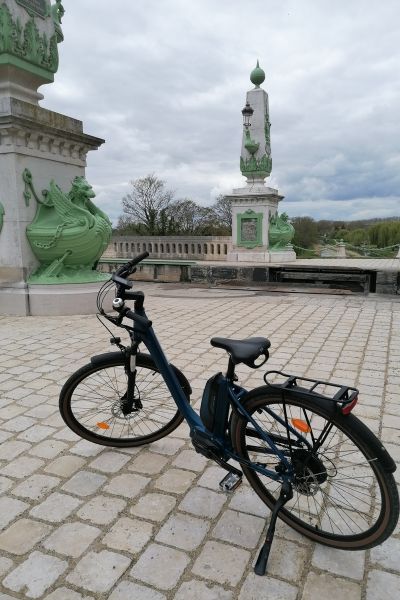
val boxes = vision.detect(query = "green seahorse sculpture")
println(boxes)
[24,170,112,284]
[269,212,295,250]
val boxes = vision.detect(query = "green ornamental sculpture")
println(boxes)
[0,202,4,233]
[23,169,112,284]
[269,212,295,250]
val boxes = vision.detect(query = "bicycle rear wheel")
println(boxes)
[59,352,190,447]
[230,389,399,549]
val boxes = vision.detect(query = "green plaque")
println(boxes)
[236,210,263,248]
[16,0,48,18]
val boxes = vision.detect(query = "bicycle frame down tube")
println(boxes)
[135,324,203,431]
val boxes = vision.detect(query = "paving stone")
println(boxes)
[212,509,264,549]
[108,580,166,600]
[192,541,250,586]
[302,572,361,600]
[66,550,131,593]
[179,486,226,518]
[238,573,298,600]
[0,519,53,555]
[12,474,61,500]
[197,465,225,490]
[0,475,12,494]
[259,537,308,581]
[42,521,101,557]
[0,440,31,461]
[172,449,208,471]
[228,485,268,518]
[370,536,400,572]
[29,440,68,459]
[44,455,86,477]
[149,437,186,455]
[17,425,55,443]
[366,569,400,600]
[0,430,12,444]
[130,492,176,521]
[3,551,68,599]
[2,415,36,432]
[89,451,131,473]
[0,557,14,577]
[0,496,29,529]
[77,495,127,525]
[128,451,169,474]
[154,468,196,494]
[25,404,58,419]
[103,516,153,553]
[104,473,150,498]
[130,543,190,590]
[62,470,106,496]
[175,580,233,600]
[0,456,44,479]
[70,439,104,457]
[312,545,365,579]
[30,492,82,522]
[156,512,209,550]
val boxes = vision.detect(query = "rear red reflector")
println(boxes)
[342,396,358,415]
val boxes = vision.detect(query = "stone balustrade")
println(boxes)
[105,235,232,261]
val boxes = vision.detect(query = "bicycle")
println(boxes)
[59,252,399,575]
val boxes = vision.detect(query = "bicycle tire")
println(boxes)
[59,352,190,447]
[230,388,399,549]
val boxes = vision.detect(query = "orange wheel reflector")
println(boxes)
[97,422,110,430]
[291,418,311,433]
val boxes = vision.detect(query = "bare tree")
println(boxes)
[122,174,174,235]
[212,194,232,232]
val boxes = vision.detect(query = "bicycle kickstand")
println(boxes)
[254,481,294,576]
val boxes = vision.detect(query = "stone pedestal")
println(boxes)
[226,184,296,263]
[0,99,105,315]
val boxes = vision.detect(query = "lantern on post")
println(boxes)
[241,102,254,128]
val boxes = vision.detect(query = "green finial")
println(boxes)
[250,60,265,88]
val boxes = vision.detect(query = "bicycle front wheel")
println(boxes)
[230,389,399,549]
[59,352,190,447]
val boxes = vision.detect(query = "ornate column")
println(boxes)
[226,62,296,263]
[0,1,111,315]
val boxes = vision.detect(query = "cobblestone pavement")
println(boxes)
[0,284,399,600]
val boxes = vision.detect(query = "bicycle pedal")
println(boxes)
[219,472,242,492]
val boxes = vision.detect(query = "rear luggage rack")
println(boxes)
[264,370,359,414]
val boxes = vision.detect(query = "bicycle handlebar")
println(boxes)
[115,251,150,277]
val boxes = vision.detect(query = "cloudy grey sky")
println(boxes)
[42,0,400,223]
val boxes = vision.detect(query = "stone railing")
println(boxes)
[104,235,232,261]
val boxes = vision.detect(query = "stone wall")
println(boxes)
[105,236,232,261]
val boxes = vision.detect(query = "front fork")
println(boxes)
[121,344,142,414]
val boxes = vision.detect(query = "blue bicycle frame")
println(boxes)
[130,308,310,485]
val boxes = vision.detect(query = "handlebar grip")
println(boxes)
[127,251,149,267]
[115,251,150,276]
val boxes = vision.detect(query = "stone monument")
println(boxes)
[0,1,111,315]
[226,62,296,263]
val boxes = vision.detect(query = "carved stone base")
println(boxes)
[0,282,111,316]
[227,251,271,263]
[269,250,297,263]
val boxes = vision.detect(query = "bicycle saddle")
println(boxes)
[210,336,271,368]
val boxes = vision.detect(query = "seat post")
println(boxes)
[226,357,236,381]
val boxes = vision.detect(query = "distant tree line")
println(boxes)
[292,217,400,249]
[115,174,231,236]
